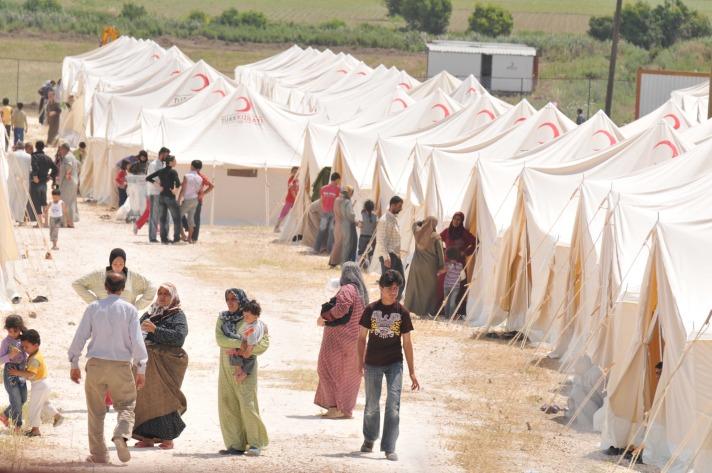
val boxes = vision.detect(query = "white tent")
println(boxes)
[142,83,326,225]
[621,99,692,138]
[0,131,20,309]
[487,121,692,349]
[450,75,490,104]
[561,126,712,372]
[408,70,462,100]
[600,215,712,472]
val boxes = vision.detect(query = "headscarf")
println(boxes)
[106,247,129,275]
[447,212,466,240]
[340,261,369,305]
[414,216,439,252]
[341,185,353,199]
[220,288,249,323]
[144,283,182,323]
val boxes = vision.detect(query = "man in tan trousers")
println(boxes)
[68,271,148,464]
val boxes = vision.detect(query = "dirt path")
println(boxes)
[2,200,461,473]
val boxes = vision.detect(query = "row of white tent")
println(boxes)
[9,38,712,470]
[58,38,502,226]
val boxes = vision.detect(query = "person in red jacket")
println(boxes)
[274,166,299,233]
[313,172,341,254]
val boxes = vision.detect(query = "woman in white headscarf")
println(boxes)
[315,262,368,419]
[404,217,444,317]
[132,283,188,450]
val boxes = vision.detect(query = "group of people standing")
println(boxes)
[126,147,214,244]
[4,139,81,250]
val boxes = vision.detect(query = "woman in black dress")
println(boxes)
[132,283,188,450]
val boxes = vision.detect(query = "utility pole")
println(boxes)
[708,65,712,119]
[605,0,623,117]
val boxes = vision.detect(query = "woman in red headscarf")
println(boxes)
[438,212,478,315]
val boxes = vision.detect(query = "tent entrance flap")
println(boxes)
[642,261,661,413]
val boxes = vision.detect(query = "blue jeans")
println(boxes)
[13,127,24,145]
[444,283,460,317]
[3,365,27,427]
[313,212,334,253]
[363,361,403,453]
[158,195,181,242]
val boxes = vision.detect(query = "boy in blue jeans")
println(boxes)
[357,270,420,461]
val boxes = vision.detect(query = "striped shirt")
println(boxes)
[376,211,400,258]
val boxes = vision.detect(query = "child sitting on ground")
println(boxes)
[442,247,464,318]
[221,300,266,383]
[8,329,63,437]
[44,189,66,251]
[0,315,27,432]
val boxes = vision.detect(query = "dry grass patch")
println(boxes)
[0,432,29,471]
[263,368,319,392]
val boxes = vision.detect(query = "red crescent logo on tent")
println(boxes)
[392,98,409,110]
[467,87,479,95]
[357,72,367,76]
[336,69,348,74]
[592,129,617,151]
[191,73,210,92]
[537,122,561,144]
[398,82,412,90]
[514,116,528,124]
[236,96,252,113]
[169,69,181,77]
[212,89,226,97]
[476,109,495,121]
[663,113,681,129]
[432,103,451,121]
[151,53,160,60]
[653,140,679,158]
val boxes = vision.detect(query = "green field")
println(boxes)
[55,0,712,32]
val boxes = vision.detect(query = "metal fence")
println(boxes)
[0,57,637,124]
[0,57,63,106]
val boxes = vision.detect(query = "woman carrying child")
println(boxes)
[216,288,270,457]
[314,262,368,419]
[132,283,188,450]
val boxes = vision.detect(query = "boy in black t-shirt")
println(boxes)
[357,270,420,462]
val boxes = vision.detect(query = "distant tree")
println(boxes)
[385,0,402,17]
[653,0,711,47]
[239,11,268,28]
[468,3,513,37]
[588,15,613,41]
[23,0,61,12]
[588,0,710,49]
[400,0,452,34]
[120,2,147,20]
[620,1,658,49]
[186,10,209,25]
[213,7,241,27]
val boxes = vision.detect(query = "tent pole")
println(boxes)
[264,165,269,227]
[210,160,216,225]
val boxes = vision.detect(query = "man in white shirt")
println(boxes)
[6,141,31,223]
[142,147,169,242]
[178,159,203,243]
[375,196,405,300]
[68,272,148,464]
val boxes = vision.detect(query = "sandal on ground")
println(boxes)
[25,430,41,437]
[219,448,245,455]
[135,440,155,448]
[86,455,108,464]
[158,441,174,450]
